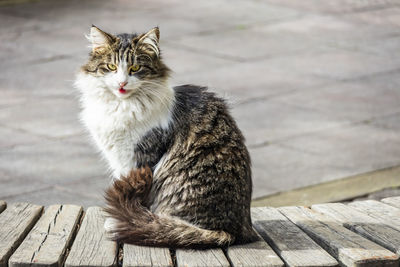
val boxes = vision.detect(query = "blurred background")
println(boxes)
[1,0,400,207]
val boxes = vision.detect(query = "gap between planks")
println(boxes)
[312,202,400,255]
[252,207,338,267]
[0,201,6,213]
[65,207,118,267]
[0,203,43,267]
[2,197,400,267]
[278,206,399,266]
[9,204,83,267]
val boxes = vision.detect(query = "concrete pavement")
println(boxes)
[1,0,400,206]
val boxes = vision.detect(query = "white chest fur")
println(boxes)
[77,75,174,179]
[81,99,138,178]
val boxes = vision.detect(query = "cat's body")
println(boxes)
[77,26,257,247]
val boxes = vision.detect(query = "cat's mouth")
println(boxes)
[116,87,136,98]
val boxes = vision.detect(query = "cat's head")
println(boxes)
[79,26,170,99]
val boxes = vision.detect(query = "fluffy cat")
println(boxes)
[76,26,257,248]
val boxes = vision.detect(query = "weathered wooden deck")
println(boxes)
[1,197,400,267]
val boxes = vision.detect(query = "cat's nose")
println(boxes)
[119,81,128,88]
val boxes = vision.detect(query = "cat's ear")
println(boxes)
[87,25,116,52]
[137,27,160,56]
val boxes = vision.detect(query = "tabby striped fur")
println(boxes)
[76,26,257,248]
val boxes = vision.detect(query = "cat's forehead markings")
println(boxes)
[122,47,130,62]
[128,51,134,65]
[114,52,118,64]
[112,37,135,65]
[118,47,124,61]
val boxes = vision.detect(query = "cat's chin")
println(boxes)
[110,88,137,99]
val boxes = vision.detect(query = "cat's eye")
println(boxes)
[129,64,141,74]
[107,64,117,71]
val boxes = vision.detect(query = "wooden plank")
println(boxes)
[349,200,400,232]
[65,207,117,267]
[9,204,83,267]
[123,244,173,267]
[279,206,399,266]
[226,231,284,267]
[382,196,400,209]
[251,207,337,267]
[0,202,43,267]
[0,201,6,213]
[312,202,400,255]
[175,248,230,267]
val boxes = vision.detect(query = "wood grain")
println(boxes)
[312,202,400,255]
[123,244,173,267]
[381,196,400,209]
[226,231,284,267]
[9,205,83,267]
[0,202,43,267]
[65,207,118,267]
[279,206,399,266]
[251,207,337,267]
[349,200,400,232]
[175,248,230,267]
[0,201,6,213]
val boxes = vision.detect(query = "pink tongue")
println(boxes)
[119,88,127,94]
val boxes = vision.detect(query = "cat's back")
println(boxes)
[172,84,239,136]
[171,84,250,173]
[173,84,226,109]
[172,84,248,153]
[173,84,208,115]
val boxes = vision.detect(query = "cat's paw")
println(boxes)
[104,217,119,233]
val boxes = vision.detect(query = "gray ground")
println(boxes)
[1,0,400,207]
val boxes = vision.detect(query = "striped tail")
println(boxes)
[103,167,234,248]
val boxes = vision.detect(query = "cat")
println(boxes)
[76,26,257,248]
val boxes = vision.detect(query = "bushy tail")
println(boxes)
[104,167,234,248]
